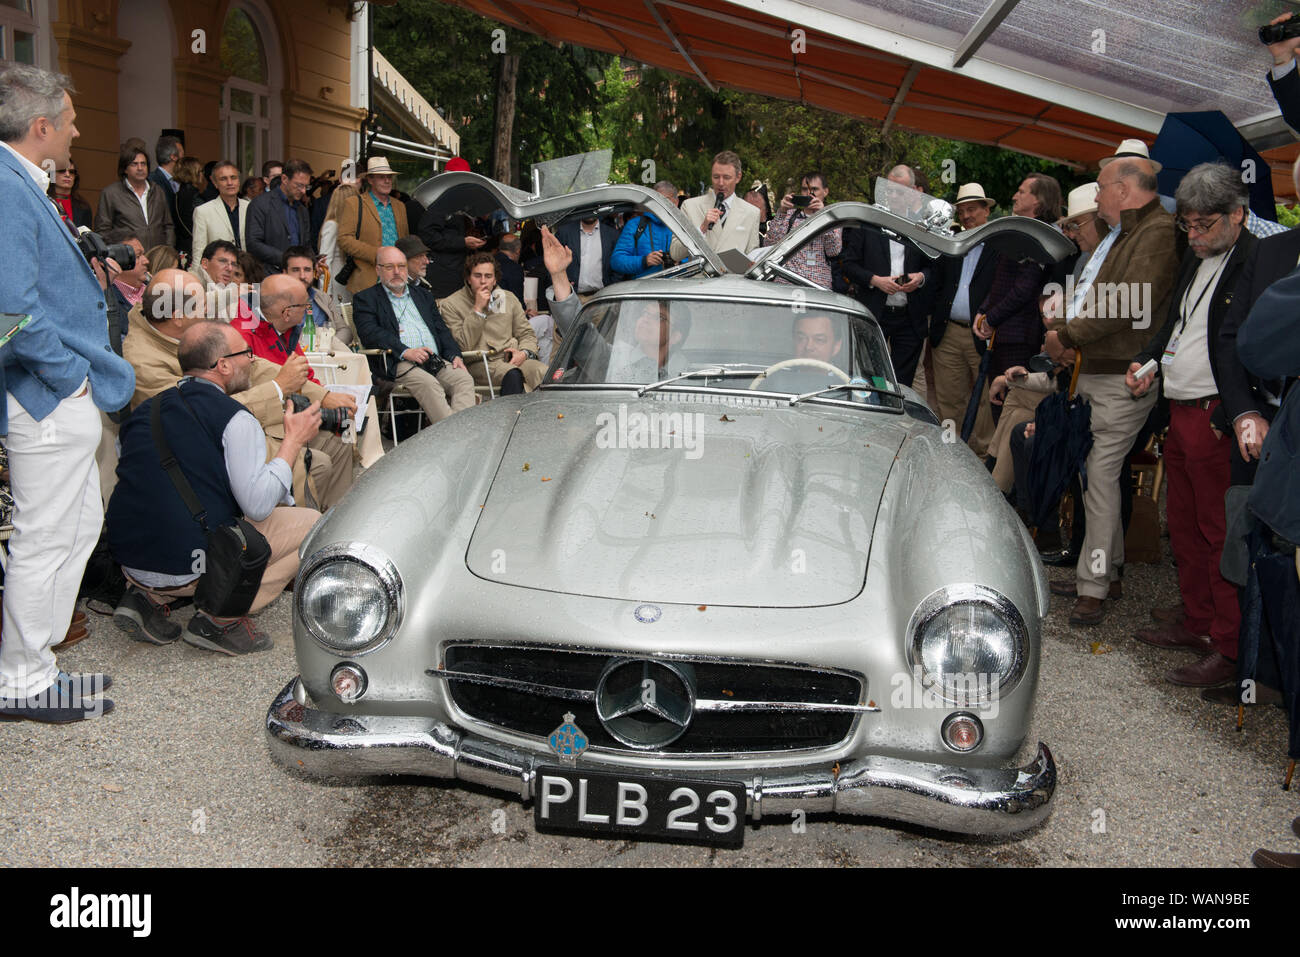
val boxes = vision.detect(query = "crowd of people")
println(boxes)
[1,59,1297,865]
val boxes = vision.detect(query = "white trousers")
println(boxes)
[0,385,103,697]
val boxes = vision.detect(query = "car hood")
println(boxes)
[465,393,908,606]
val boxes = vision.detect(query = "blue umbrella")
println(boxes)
[1151,111,1276,221]
[1023,387,1094,531]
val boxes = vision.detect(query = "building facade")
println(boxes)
[11,0,376,204]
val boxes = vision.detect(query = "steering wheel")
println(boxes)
[748,357,852,390]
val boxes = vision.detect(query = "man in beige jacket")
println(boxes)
[336,156,410,296]
[439,252,546,394]
[122,270,346,509]
[1043,144,1178,625]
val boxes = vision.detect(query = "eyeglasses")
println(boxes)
[376,262,407,271]
[56,168,75,175]
[1062,215,1097,235]
[1175,214,1223,235]
[209,348,253,367]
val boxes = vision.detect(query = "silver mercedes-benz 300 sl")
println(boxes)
[267,169,1072,847]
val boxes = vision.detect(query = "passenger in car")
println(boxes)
[543,226,689,382]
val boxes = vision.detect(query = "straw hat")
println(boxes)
[1098,138,1162,173]
[953,182,997,208]
[1062,183,1101,225]
[363,156,397,177]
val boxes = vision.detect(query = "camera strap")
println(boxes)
[150,390,211,535]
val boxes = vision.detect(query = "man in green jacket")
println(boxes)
[1044,143,1178,625]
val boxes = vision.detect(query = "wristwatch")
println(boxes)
[524,349,539,361]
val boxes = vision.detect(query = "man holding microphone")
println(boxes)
[0,65,135,722]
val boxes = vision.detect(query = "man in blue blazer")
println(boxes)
[246,158,314,276]
[554,216,618,295]
[351,246,475,424]
[0,64,135,722]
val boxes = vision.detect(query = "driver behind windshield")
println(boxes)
[793,314,844,365]
[543,226,689,382]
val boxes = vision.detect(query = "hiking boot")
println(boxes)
[113,586,182,645]
[183,613,272,656]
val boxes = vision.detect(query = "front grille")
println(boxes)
[439,644,863,755]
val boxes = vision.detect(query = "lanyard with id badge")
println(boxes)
[1163,249,1231,369]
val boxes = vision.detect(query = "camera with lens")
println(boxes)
[76,229,136,271]
[1260,19,1300,44]
[289,392,349,435]
[419,353,447,377]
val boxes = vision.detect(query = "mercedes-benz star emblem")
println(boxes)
[595,658,695,749]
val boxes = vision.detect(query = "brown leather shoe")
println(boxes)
[1069,596,1106,625]
[1200,682,1284,706]
[1150,603,1185,626]
[51,624,89,653]
[1052,579,1122,599]
[1166,652,1236,687]
[1252,848,1300,868]
[1292,817,1300,840]
[1134,623,1213,653]
[71,610,86,628]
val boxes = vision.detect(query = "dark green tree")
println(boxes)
[373,0,613,189]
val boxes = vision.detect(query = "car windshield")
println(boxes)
[546,298,899,405]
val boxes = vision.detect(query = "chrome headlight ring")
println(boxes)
[906,584,1028,705]
[295,542,404,656]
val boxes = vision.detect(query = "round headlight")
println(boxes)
[909,585,1027,703]
[296,545,402,655]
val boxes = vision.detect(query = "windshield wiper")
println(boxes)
[636,367,760,396]
[787,380,899,407]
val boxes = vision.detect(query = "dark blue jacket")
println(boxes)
[610,213,675,278]
[1268,65,1300,134]
[351,280,463,380]
[107,380,245,575]
[1238,264,1300,542]
[246,184,311,275]
[555,219,617,290]
[495,251,526,304]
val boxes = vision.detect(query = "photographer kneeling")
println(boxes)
[106,322,322,656]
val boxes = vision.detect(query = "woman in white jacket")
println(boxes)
[317,182,359,303]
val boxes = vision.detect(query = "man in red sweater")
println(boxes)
[238,274,356,508]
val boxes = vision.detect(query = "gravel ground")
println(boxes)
[1,538,1295,868]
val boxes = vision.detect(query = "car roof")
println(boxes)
[583,274,872,315]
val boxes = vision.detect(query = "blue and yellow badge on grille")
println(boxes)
[548,712,589,758]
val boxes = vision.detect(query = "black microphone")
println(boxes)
[704,191,726,230]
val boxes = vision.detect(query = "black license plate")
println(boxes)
[534,766,746,847]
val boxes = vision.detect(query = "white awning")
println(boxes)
[441,0,1300,196]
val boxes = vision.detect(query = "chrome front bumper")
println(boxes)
[266,677,1055,837]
